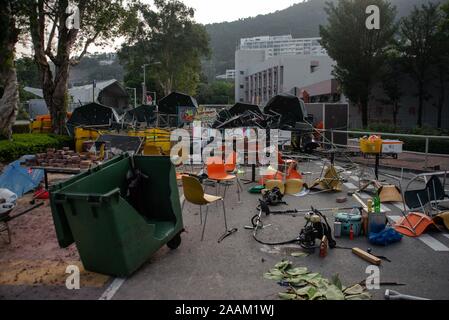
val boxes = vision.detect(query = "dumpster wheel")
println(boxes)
[167,233,182,250]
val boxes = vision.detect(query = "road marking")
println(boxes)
[359,193,371,199]
[99,278,126,300]
[388,215,400,223]
[381,204,391,212]
[392,202,409,211]
[350,176,360,182]
[418,235,449,252]
[388,215,449,252]
[443,234,449,240]
[344,182,357,190]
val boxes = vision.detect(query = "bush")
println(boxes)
[0,134,73,163]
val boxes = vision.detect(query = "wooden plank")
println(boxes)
[352,247,382,265]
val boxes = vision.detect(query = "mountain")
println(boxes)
[204,0,438,78]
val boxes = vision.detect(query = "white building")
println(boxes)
[235,35,336,105]
[216,69,236,80]
[239,35,327,58]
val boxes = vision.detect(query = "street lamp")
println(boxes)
[142,64,149,105]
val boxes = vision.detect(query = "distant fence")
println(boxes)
[320,128,449,168]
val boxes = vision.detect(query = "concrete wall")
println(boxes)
[235,49,335,106]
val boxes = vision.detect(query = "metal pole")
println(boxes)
[142,64,148,105]
[331,129,334,148]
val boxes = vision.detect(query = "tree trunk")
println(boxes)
[360,98,368,128]
[437,69,445,129]
[393,101,398,128]
[0,68,19,140]
[0,2,19,140]
[417,81,424,127]
[47,63,70,134]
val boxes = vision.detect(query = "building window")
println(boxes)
[240,71,244,75]
[240,84,244,89]
[310,61,319,73]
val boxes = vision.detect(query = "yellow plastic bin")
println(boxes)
[360,138,382,154]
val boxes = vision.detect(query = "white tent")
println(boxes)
[24,79,129,113]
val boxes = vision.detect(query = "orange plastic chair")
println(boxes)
[224,151,244,192]
[259,170,284,185]
[224,152,237,172]
[182,175,228,241]
[207,161,240,202]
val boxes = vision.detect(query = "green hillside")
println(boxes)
[204,0,437,77]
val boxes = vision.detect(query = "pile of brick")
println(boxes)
[26,147,100,170]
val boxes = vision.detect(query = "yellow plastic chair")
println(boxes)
[285,179,305,195]
[264,180,285,194]
[143,145,163,156]
[182,175,228,241]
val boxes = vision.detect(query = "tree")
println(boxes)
[433,1,449,128]
[120,0,210,97]
[320,0,397,128]
[17,57,41,88]
[118,41,165,104]
[379,50,403,127]
[398,2,442,127]
[24,0,137,134]
[0,2,23,139]
[197,81,235,104]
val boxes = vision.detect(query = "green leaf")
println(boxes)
[294,285,313,296]
[345,292,372,300]
[286,267,308,276]
[343,284,365,295]
[325,285,345,300]
[278,292,297,300]
[331,274,343,290]
[306,286,318,299]
[274,260,291,271]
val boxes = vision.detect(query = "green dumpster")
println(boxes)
[49,154,184,277]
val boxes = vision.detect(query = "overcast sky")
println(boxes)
[17,0,305,55]
[147,0,305,24]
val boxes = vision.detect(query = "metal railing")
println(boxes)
[320,129,449,169]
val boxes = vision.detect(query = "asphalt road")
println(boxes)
[2,158,449,300]
[112,160,449,300]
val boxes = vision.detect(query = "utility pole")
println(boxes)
[142,64,149,105]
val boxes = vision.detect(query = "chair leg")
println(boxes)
[199,205,203,225]
[223,184,228,199]
[221,199,228,231]
[201,205,209,241]
[236,179,241,203]
[216,181,220,207]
